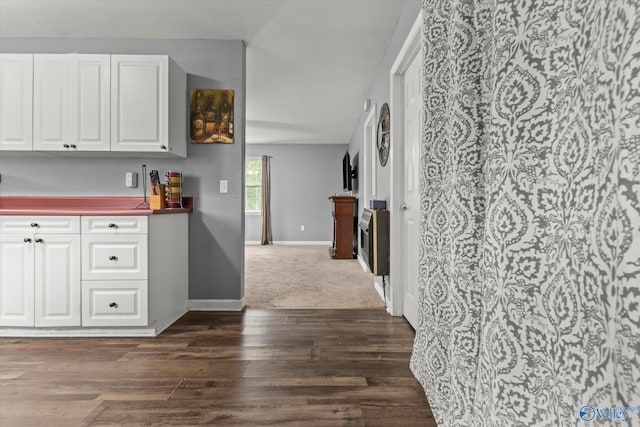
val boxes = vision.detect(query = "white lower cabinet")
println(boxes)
[0,216,80,327]
[0,213,188,335]
[0,235,35,326]
[82,281,148,326]
[81,216,149,327]
[34,234,81,327]
[82,234,148,281]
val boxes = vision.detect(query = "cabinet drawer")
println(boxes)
[82,234,147,280]
[82,216,147,234]
[0,216,80,234]
[82,281,148,326]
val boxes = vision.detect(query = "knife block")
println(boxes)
[150,185,166,210]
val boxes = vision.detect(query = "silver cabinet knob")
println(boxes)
[30,222,39,227]
[24,237,32,243]
[401,203,408,210]
[109,255,118,261]
[109,302,118,308]
[34,238,43,243]
[108,223,117,228]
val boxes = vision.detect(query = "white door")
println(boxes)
[401,52,421,329]
[0,54,33,151]
[0,234,35,327]
[34,234,81,327]
[111,55,168,153]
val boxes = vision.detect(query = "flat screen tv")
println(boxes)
[342,150,353,192]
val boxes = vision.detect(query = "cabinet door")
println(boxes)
[111,55,169,153]
[0,54,33,151]
[33,54,70,151]
[73,55,111,151]
[34,54,110,152]
[34,234,81,327]
[0,235,35,327]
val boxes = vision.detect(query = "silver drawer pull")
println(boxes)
[108,223,118,228]
[63,144,70,148]
[70,144,77,149]
[24,237,32,243]
[34,238,43,243]
[109,255,118,261]
[109,302,118,308]
[30,222,39,227]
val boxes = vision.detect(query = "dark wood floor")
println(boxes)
[0,309,435,426]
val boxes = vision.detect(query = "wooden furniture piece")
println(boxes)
[329,196,356,259]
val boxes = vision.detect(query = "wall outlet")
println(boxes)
[300,225,305,231]
[125,171,138,188]
[220,179,228,194]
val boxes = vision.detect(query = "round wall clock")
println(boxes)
[377,103,390,167]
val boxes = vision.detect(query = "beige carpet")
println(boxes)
[244,245,385,309]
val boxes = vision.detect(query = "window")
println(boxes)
[245,158,262,213]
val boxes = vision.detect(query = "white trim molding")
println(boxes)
[245,241,331,246]
[188,299,245,311]
[0,327,157,338]
[388,12,422,317]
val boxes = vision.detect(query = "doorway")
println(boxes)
[389,13,422,329]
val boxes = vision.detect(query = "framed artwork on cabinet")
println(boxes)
[190,89,234,144]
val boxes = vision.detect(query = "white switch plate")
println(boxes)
[300,225,305,231]
[125,172,138,188]
[220,179,228,193]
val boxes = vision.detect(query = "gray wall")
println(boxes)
[348,0,422,204]
[0,39,246,301]
[245,144,346,242]
[347,0,421,291]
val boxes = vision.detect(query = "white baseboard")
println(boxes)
[155,308,189,335]
[188,298,245,311]
[245,241,332,246]
[274,241,331,245]
[0,327,157,338]
[357,255,369,272]
[374,278,387,306]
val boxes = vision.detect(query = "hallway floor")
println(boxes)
[0,309,434,426]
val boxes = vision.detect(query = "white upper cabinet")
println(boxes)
[111,55,186,157]
[0,54,33,151]
[33,54,111,152]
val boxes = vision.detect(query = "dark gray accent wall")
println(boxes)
[0,39,246,301]
[245,144,346,242]
[348,0,422,204]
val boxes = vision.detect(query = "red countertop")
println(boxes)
[0,196,194,216]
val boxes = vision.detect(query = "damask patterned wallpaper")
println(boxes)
[410,0,640,426]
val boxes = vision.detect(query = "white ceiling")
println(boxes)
[0,0,406,145]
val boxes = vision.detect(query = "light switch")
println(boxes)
[125,172,138,188]
[220,179,228,194]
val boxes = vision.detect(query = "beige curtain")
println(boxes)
[260,155,272,245]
